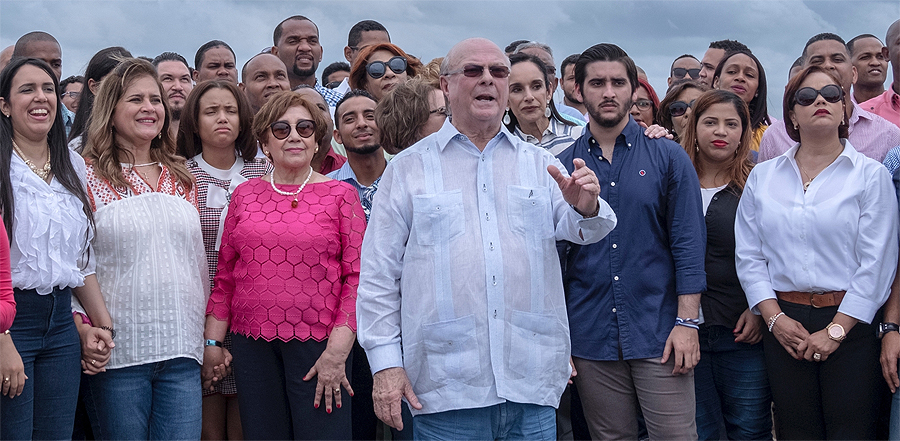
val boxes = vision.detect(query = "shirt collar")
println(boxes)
[777,138,860,168]
[434,118,514,152]
[583,116,641,150]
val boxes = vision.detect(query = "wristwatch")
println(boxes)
[205,339,224,347]
[878,322,900,339]
[826,322,846,342]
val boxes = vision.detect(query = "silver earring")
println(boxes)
[544,105,551,118]
[502,109,511,125]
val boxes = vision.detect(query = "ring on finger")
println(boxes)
[334,388,340,393]
[3,377,8,383]
[813,352,822,361]
[91,359,96,366]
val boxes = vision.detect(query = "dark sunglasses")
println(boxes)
[672,67,700,79]
[794,84,843,107]
[366,56,407,79]
[444,64,510,79]
[633,99,653,110]
[668,99,696,117]
[270,119,316,140]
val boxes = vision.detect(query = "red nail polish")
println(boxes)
[327,408,332,414]
[314,403,319,409]
[350,392,354,397]
[337,404,341,409]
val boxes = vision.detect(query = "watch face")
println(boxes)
[828,324,843,339]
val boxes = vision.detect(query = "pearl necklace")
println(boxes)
[12,140,51,181]
[269,167,312,208]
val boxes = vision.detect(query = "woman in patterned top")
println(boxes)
[176,79,270,440]
[504,53,582,155]
[81,58,209,440]
[203,91,365,440]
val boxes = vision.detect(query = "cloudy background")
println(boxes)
[2,0,898,118]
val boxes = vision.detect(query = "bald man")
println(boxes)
[357,37,615,440]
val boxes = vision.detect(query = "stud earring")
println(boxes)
[502,109,511,125]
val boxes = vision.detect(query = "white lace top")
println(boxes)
[86,162,208,369]
[9,148,92,294]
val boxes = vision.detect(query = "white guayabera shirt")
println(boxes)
[357,120,617,416]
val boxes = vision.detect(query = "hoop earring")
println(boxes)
[502,109,511,125]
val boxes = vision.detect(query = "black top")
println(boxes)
[702,184,749,328]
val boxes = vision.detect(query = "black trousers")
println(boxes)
[231,334,352,440]
[764,300,883,440]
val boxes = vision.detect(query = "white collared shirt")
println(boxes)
[735,140,899,323]
[9,148,92,294]
[357,120,616,415]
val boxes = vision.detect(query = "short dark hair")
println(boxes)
[504,39,530,54]
[847,34,883,55]
[274,16,315,46]
[59,75,83,96]
[783,65,849,142]
[333,89,376,129]
[152,51,190,72]
[670,54,699,74]
[68,46,133,145]
[574,43,637,93]
[194,40,235,70]
[560,54,580,77]
[348,20,389,48]
[12,31,59,57]
[322,61,350,85]
[712,50,771,130]
[708,39,750,53]
[801,33,847,61]
[176,80,257,161]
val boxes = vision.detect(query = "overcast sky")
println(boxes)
[2,0,898,118]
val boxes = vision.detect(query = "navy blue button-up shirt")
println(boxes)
[557,118,706,361]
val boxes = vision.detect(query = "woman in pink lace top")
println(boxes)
[203,91,365,440]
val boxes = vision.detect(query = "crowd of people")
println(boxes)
[0,12,898,441]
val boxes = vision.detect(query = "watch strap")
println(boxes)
[205,339,224,347]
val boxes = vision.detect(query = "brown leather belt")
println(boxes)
[775,290,846,308]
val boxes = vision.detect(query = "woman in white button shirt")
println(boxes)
[0,57,114,440]
[735,65,898,439]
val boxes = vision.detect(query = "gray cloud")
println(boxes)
[2,0,897,118]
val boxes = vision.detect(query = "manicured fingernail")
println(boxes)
[350,392,354,396]
[337,404,341,409]
[327,408,332,414]
[314,403,319,408]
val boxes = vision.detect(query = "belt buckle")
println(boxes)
[810,291,825,308]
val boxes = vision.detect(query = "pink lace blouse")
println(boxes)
[207,178,365,342]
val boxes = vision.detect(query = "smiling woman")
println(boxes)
[712,50,771,153]
[80,58,209,440]
[203,90,365,440]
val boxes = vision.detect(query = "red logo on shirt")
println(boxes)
[639,170,646,176]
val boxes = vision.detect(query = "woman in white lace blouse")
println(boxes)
[80,58,209,440]
[0,57,113,440]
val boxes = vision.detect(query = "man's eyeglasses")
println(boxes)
[60,91,81,99]
[270,119,317,140]
[668,99,697,117]
[672,68,701,80]
[429,107,448,117]
[443,64,510,79]
[794,85,843,107]
[366,56,407,79]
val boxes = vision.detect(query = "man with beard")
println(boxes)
[556,43,705,440]
[239,53,290,114]
[560,54,586,116]
[327,90,385,222]
[152,52,194,136]
[294,85,346,175]
[272,15,342,107]
[326,89,399,440]
[759,33,900,162]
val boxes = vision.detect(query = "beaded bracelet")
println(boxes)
[675,317,700,330]
[767,312,785,333]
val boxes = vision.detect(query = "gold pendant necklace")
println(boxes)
[12,140,51,181]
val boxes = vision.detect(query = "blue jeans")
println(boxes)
[694,324,772,440]
[89,357,201,440]
[413,402,556,441]
[0,287,81,441]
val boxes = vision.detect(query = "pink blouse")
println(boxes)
[207,178,365,342]
[0,220,14,333]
